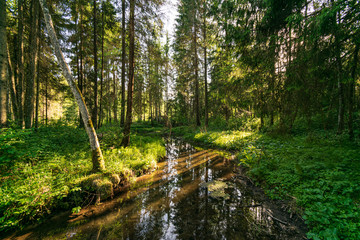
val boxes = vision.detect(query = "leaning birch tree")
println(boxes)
[39,0,105,172]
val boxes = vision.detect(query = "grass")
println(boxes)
[172,125,360,240]
[0,122,166,232]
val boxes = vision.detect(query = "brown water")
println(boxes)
[6,138,306,240]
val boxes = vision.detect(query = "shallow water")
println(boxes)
[7,138,305,240]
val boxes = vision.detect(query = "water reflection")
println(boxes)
[8,138,304,240]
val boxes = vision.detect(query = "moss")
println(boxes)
[92,147,105,172]
[87,119,94,129]
[79,173,103,191]
[109,174,120,185]
[92,178,113,201]
[130,159,147,170]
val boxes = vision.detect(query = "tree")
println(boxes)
[98,1,105,128]
[120,0,126,127]
[348,40,359,139]
[16,0,25,127]
[24,0,40,129]
[193,0,200,126]
[39,0,105,172]
[202,0,208,128]
[173,0,202,125]
[92,0,99,129]
[121,0,135,147]
[0,0,6,127]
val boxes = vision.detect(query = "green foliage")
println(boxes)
[62,98,78,124]
[71,206,81,214]
[0,122,166,232]
[172,126,360,240]
[237,145,263,168]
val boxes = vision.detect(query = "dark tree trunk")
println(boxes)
[113,70,118,122]
[0,0,7,126]
[35,43,40,130]
[165,54,169,117]
[7,44,18,120]
[336,37,344,134]
[16,0,25,127]
[24,0,40,128]
[92,0,98,129]
[98,4,105,128]
[203,4,208,128]
[349,41,359,139]
[150,87,153,122]
[120,0,126,127]
[35,13,41,130]
[79,5,84,128]
[121,0,135,147]
[269,35,276,126]
[108,70,112,123]
[45,76,48,125]
[193,7,200,126]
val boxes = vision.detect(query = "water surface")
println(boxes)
[7,138,306,240]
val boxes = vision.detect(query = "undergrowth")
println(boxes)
[172,126,360,240]
[0,122,165,233]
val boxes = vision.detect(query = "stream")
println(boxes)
[6,138,306,240]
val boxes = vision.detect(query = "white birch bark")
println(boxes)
[39,0,105,171]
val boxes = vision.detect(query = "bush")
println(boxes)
[172,125,360,240]
[0,123,166,232]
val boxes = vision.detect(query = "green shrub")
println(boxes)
[0,123,166,232]
[172,126,360,240]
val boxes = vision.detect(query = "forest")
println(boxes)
[0,0,360,239]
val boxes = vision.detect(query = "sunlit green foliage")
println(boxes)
[0,122,165,232]
[173,125,360,240]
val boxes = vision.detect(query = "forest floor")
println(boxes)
[1,122,359,239]
[0,122,166,233]
[171,126,360,240]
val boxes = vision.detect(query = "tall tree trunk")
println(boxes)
[7,44,18,119]
[155,61,159,122]
[269,35,276,126]
[334,5,345,134]
[120,0,126,127]
[98,3,104,128]
[158,99,161,121]
[203,3,208,128]
[108,70,112,123]
[138,78,142,122]
[92,0,98,129]
[35,33,41,130]
[39,0,105,171]
[16,0,25,127]
[0,0,7,126]
[121,0,135,147]
[24,0,40,128]
[79,4,84,128]
[150,87,153,122]
[45,77,48,125]
[336,37,344,134]
[194,8,200,126]
[349,41,359,139]
[35,10,41,130]
[113,69,118,122]
[165,44,169,117]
